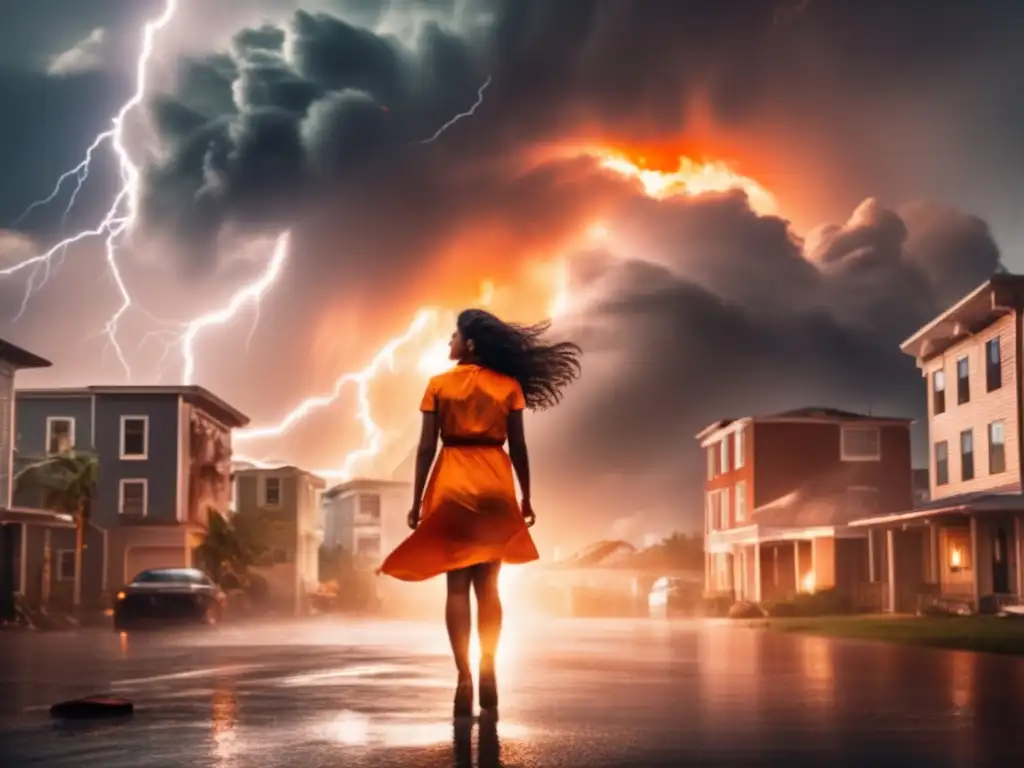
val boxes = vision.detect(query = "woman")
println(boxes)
[380,308,581,718]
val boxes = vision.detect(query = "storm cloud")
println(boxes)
[2,0,1019,545]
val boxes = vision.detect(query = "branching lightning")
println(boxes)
[1,0,178,378]
[180,231,291,385]
[419,76,491,144]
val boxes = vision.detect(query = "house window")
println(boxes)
[932,369,945,415]
[46,417,74,455]
[719,487,730,529]
[120,416,148,459]
[988,421,1006,474]
[735,481,747,523]
[719,439,730,474]
[356,535,381,556]
[262,477,281,507]
[986,337,1002,392]
[706,491,722,532]
[840,426,881,461]
[935,441,949,486]
[960,430,974,481]
[734,429,745,469]
[56,549,76,581]
[119,479,148,516]
[956,356,970,404]
[846,487,879,517]
[358,493,381,522]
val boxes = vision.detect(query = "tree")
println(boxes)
[15,449,99,612]
[195,510,266,588]
[632,531,704,571]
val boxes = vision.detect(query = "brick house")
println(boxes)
[851,275,1024,612]
[699,407,913,605]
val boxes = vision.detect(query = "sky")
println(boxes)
[1,0,1022,552]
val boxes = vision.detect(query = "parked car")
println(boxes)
[113,568,226,631]
[648,576,701,618]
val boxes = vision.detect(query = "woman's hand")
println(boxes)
[407,504,421,530]
[521,498,536,527]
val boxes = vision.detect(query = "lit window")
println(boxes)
[932,369,945,415]
[734,429,745,469]
[989,421,1006,474]
[46,417,74,456]
[719,439,730,473]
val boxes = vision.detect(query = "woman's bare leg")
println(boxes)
[446,567,473,679]
[471,561,503,661]
[471,561,502,711]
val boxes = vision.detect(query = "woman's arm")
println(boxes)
[507,409,531,508]
[411,411,439,510]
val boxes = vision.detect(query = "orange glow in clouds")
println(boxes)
[238,144,775,481]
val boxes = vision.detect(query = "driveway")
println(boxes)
[1,617,1022,766]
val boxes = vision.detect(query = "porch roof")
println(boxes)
[0,506,75,528]
[848,491,1024,527]
[706,523,861,553]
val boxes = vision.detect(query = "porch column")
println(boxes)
[867,528,876,582]
[970,516,980,608]
[928,523,939,584]
[704,552,711,594]
[793,540,801,590]
[754,542,762,603]
[886,528,896,613]
[1016,515,1024,598]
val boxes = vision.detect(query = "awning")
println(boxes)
[0,506,76,528]
[849,492,1024,528]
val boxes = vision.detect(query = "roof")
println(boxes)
[696,406,912,445]
[901,273,1024,362]
[234,464,326,489]
[323,478,411,499]
[0,338,51,369]
[17,385,249,428]
[0,506,75,528]
[850,490,1024,526]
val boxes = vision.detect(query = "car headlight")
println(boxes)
[116,591,126,601]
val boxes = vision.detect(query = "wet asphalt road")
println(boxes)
[1,616,1023,767]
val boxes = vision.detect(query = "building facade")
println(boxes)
[700,407,913,605]
[321,478,411,569]
[233,465,325,615]
[853,275,1024,612]
[13,385,248,609]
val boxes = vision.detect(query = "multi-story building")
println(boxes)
[853,275,1024,612]
[698,407,913,604]
[1,339,72,620]
[13,385,248,608]
[232,465,325,615]
[321,478,410,568]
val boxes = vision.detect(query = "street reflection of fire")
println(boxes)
[211,680,240,767]
[319,711,530,747]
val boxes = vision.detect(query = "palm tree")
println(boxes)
[15,449,99,612]
[195,510,265,588]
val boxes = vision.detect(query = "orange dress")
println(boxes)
[380,363,540,581]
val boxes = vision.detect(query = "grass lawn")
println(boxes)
[768,615,1024,656]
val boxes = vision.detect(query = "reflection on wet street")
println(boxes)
[2,617,1023,766]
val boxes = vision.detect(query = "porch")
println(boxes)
[851,496,1024,614]
[705,524,870,605]
[0,506,76,620]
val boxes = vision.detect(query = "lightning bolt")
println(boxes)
[1,0,177,378]
[233,308,444,480]
[419,76,491,144]
[179,231,291,385]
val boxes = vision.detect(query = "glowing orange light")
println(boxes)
[950,547,963,568]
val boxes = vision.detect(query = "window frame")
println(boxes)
[840,426,882,462]
[119,415,149,460]
[988,420,1006,475]
[261,476,282,508]
[931,369,946,415]
[956,355,970,405]
[734,480,747,523]
[119,478,149,516]
[935,441,949,486]
[734,429,745,469]
[719,439,730,474]
[45,416,75,456]
[56,548,76,581]
[960,429,975,482]
[985,337,1002,392]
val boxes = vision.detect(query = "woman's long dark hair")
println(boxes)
[457,309,582,410]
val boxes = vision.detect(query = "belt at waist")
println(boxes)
[441,436,505,448]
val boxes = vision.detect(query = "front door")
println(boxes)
[993,527,1010,594]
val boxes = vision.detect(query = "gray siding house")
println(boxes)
[13,385,249,609]
[1,338,68,621]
